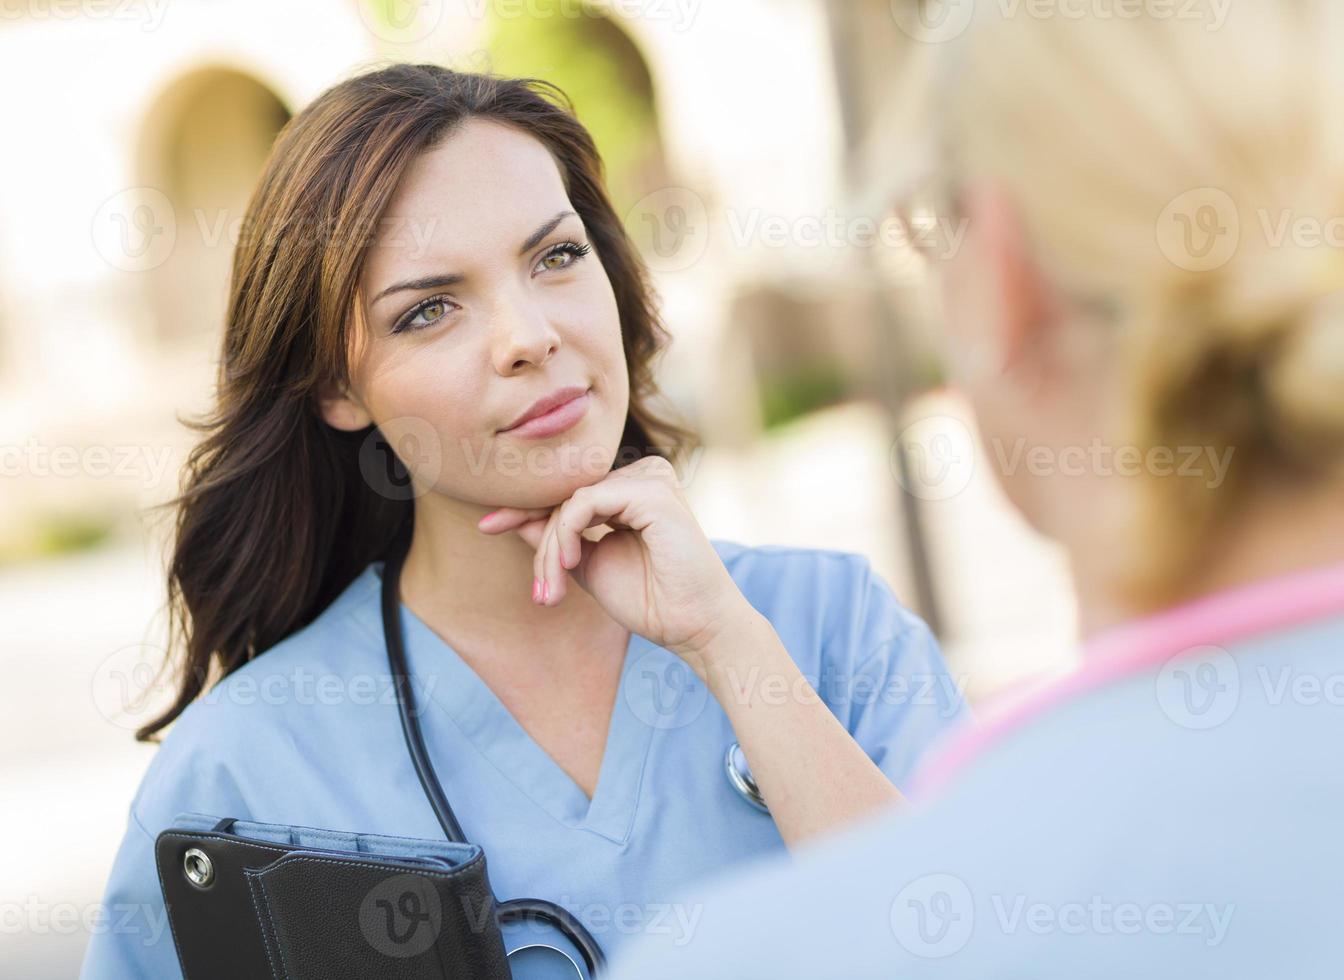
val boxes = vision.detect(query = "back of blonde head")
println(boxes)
[940,0,1344,601]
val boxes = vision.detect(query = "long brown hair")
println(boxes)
[139,63,697,741]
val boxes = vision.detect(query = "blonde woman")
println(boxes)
[608,2,1344,976]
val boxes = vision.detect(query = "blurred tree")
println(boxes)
[486,3,665,210]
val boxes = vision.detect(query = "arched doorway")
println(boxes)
[138,67,290,347]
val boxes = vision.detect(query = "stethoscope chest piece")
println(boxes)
[724,741,770,813]
[506,942,584,979]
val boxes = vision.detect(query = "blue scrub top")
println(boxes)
[604,601,1344,978]
[80,538,970,978]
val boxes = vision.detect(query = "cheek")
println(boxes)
[595,278,628,370]
[940,247,989,360]
[372,344,479,425]
[560,269,628,390]
[363,345,490,480]
[935,255,1040,517]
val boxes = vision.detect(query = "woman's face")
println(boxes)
[322,117,631,512]
[938,182,1119,542]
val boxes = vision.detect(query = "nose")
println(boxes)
[490,288,562,376]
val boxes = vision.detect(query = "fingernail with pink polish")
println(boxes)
[541,580,550,603]
[532,578,541,602]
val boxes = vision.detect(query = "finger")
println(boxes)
[544,516,567,605]
[561,532,599,593]
[478,507,551,534]
[536,511,552,604]
[511,516,548,552]
[563,530,608,598]
[545,504,582,606]
[559,511,613,572]
[532,510,552,601]
[553,482,654,579]
[534,507,564,604]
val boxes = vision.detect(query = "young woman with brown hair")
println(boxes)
[81,63,967,978]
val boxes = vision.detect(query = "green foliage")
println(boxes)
[0,510,117,565]
[759,361,854,431]
[485,2,660,209]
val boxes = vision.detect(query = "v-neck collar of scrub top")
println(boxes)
[358,559,666,845]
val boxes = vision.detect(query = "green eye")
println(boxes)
[393,295,456,335]
[535,241,592,275]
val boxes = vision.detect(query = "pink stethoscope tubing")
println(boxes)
[912,559,1344,800]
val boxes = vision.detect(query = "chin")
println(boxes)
[493,441,623,509]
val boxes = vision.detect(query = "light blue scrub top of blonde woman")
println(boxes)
[79,538,970,979]
[604,563,1344,980]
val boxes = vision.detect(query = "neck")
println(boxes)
[395,490,617,661]
[1073,479,1344,641]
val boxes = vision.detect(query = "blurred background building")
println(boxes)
[0,0,1075,974]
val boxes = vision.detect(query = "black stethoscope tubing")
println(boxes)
[381,534,607,976]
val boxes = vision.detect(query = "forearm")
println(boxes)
[678,606,905,849]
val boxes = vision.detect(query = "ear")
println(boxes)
[961,180,1056,374]
[316,379,373,432]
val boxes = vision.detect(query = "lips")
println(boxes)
[499,385,591,438]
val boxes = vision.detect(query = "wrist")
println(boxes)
[671,599,770,682]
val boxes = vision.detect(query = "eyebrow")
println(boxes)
[370,210,579,308]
